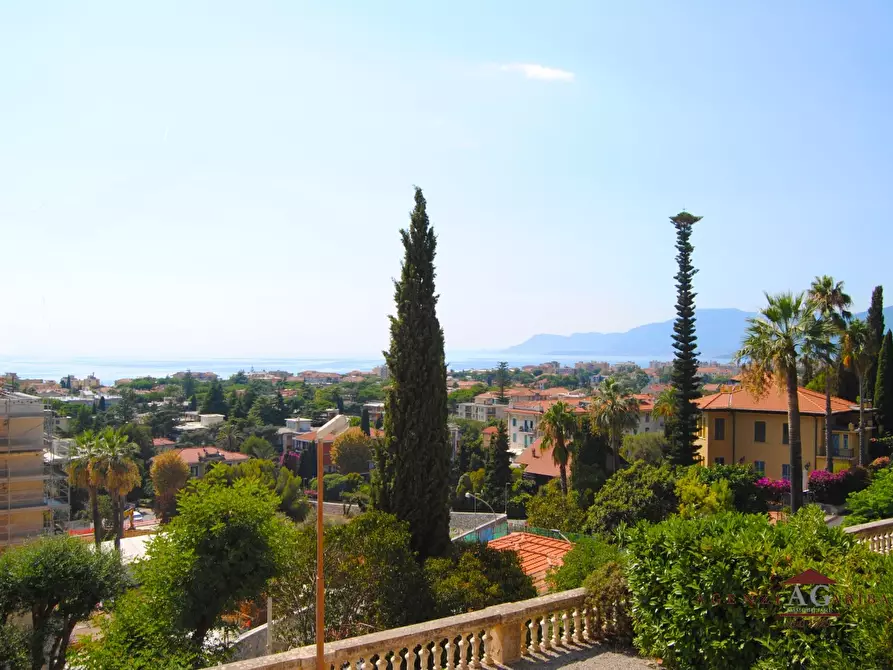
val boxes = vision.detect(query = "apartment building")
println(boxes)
[696,384,863,480]
[1,391,69,548]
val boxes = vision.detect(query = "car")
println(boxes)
[132,511,144,521]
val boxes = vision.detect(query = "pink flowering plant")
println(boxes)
[755,477,790,506]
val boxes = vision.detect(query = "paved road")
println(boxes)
[513,643,656,670]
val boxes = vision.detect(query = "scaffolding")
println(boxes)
[0,390,70,547]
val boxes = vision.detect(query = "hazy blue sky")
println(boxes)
[2,1,892,358]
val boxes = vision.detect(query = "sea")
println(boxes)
[0,352,667,386]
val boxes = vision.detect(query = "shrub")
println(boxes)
[676,468,733,518]
[694,463,768,513]
[755,477,789,506]
[546,535,622,592]
[844,467,893,526]
[584,462,678,534]
[425,543,536,617]
[525,480,586,533]
[809,469,849,505]
[624,507,893,669]
[583,559,632,644]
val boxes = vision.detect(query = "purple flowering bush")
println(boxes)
[808,466,872,505]
[755,477,790,506]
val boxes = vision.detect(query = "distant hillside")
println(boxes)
[507,306,893,358]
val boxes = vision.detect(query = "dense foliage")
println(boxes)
[546,535,622,592]
[272,512,429,646]
[845,466,893,525]
[425,543,536,617]
[584,461,678,534]
[204,459,309,521]
[694,463,767,514]
[150,450,190,522]
[374,187,452,560]
[526,480,586,533]
[624,507,893,669]
[0,536,129,670]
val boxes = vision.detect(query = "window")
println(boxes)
[512,433,517,443]
[714,457,725,465]
[512,418,517,427]
[782,423,789,445]
[782,464,791,481]
[645,427,650,432]
[754,460,766,474]
[754,421,766,443]
[714,418,726,440]
[189,465,200,478]
[645,413,651,423]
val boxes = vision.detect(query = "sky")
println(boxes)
[2,1,892,358]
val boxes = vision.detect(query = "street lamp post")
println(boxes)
[465,492,497,525]
[316,441,324,670]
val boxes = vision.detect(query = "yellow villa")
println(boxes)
[695,384,864,481]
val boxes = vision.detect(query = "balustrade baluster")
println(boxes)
[457,635,468,670]
[446,639,454,670]
[469,631,481,669]
[572,608,582,644]
[375,651,388,670]
[481,629,492,666]
[539,615,549,652]
[407,644,417,670]
[527,619,537,655]
[420,643,430,670]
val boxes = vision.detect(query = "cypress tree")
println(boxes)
[875,330,893,436]
[373,186,451,560]
[482,421,511,511]
[668,211,702,465]
[360,408,371,436]
[867,285,885,398]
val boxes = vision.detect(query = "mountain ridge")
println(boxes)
[506,306,893,358]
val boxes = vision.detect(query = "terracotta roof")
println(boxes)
[696,384,856,415]
[515,438,572,479]
[152,438,176,447]
[489,532,574,592]
[173,446,250,466]
[482,426,499,435]
[537,387,571,397]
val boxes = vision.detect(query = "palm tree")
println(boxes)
[735,292,825,512]
[841,319,875,466]
[540,401,576,495]
[590,378,639,474]
[808,275,852,472]
[216,422,244,451]
[98,428,141,550]
[68,430,103,547]
[652,386,677,434]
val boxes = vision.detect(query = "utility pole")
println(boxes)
[316,440,324,670]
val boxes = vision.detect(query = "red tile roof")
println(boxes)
[696,384,855,415]
[153,438,176,448]
[173,446,250,466]
[489,532,574,592]
[482,426,499,435]
[515,438,572,479]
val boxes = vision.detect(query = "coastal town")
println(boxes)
[5,3,893,669]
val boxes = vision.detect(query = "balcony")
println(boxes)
[519,425,535,434]
[817,446,855,459]
[217,587,622,670]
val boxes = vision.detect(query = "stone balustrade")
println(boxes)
[216,587,602,670]
[844,517,893,554]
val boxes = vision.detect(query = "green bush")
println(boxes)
[844,467,893,526]
[525,480,586,533]
[584,461,678,534]
[546,535,622,592]
[624,506,893,669]
[694,463,768,514]
[676,469,733,518]
[583,559,632,644]
[425,543,536,617]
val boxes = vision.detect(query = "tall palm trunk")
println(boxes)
[112,492,123,550]
[825,368,834,472]
[858,373,868,466]
[89,487,101,547]
[786,367,804,512]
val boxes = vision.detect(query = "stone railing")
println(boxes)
[844,517,893,554]
[216,587,608,670]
